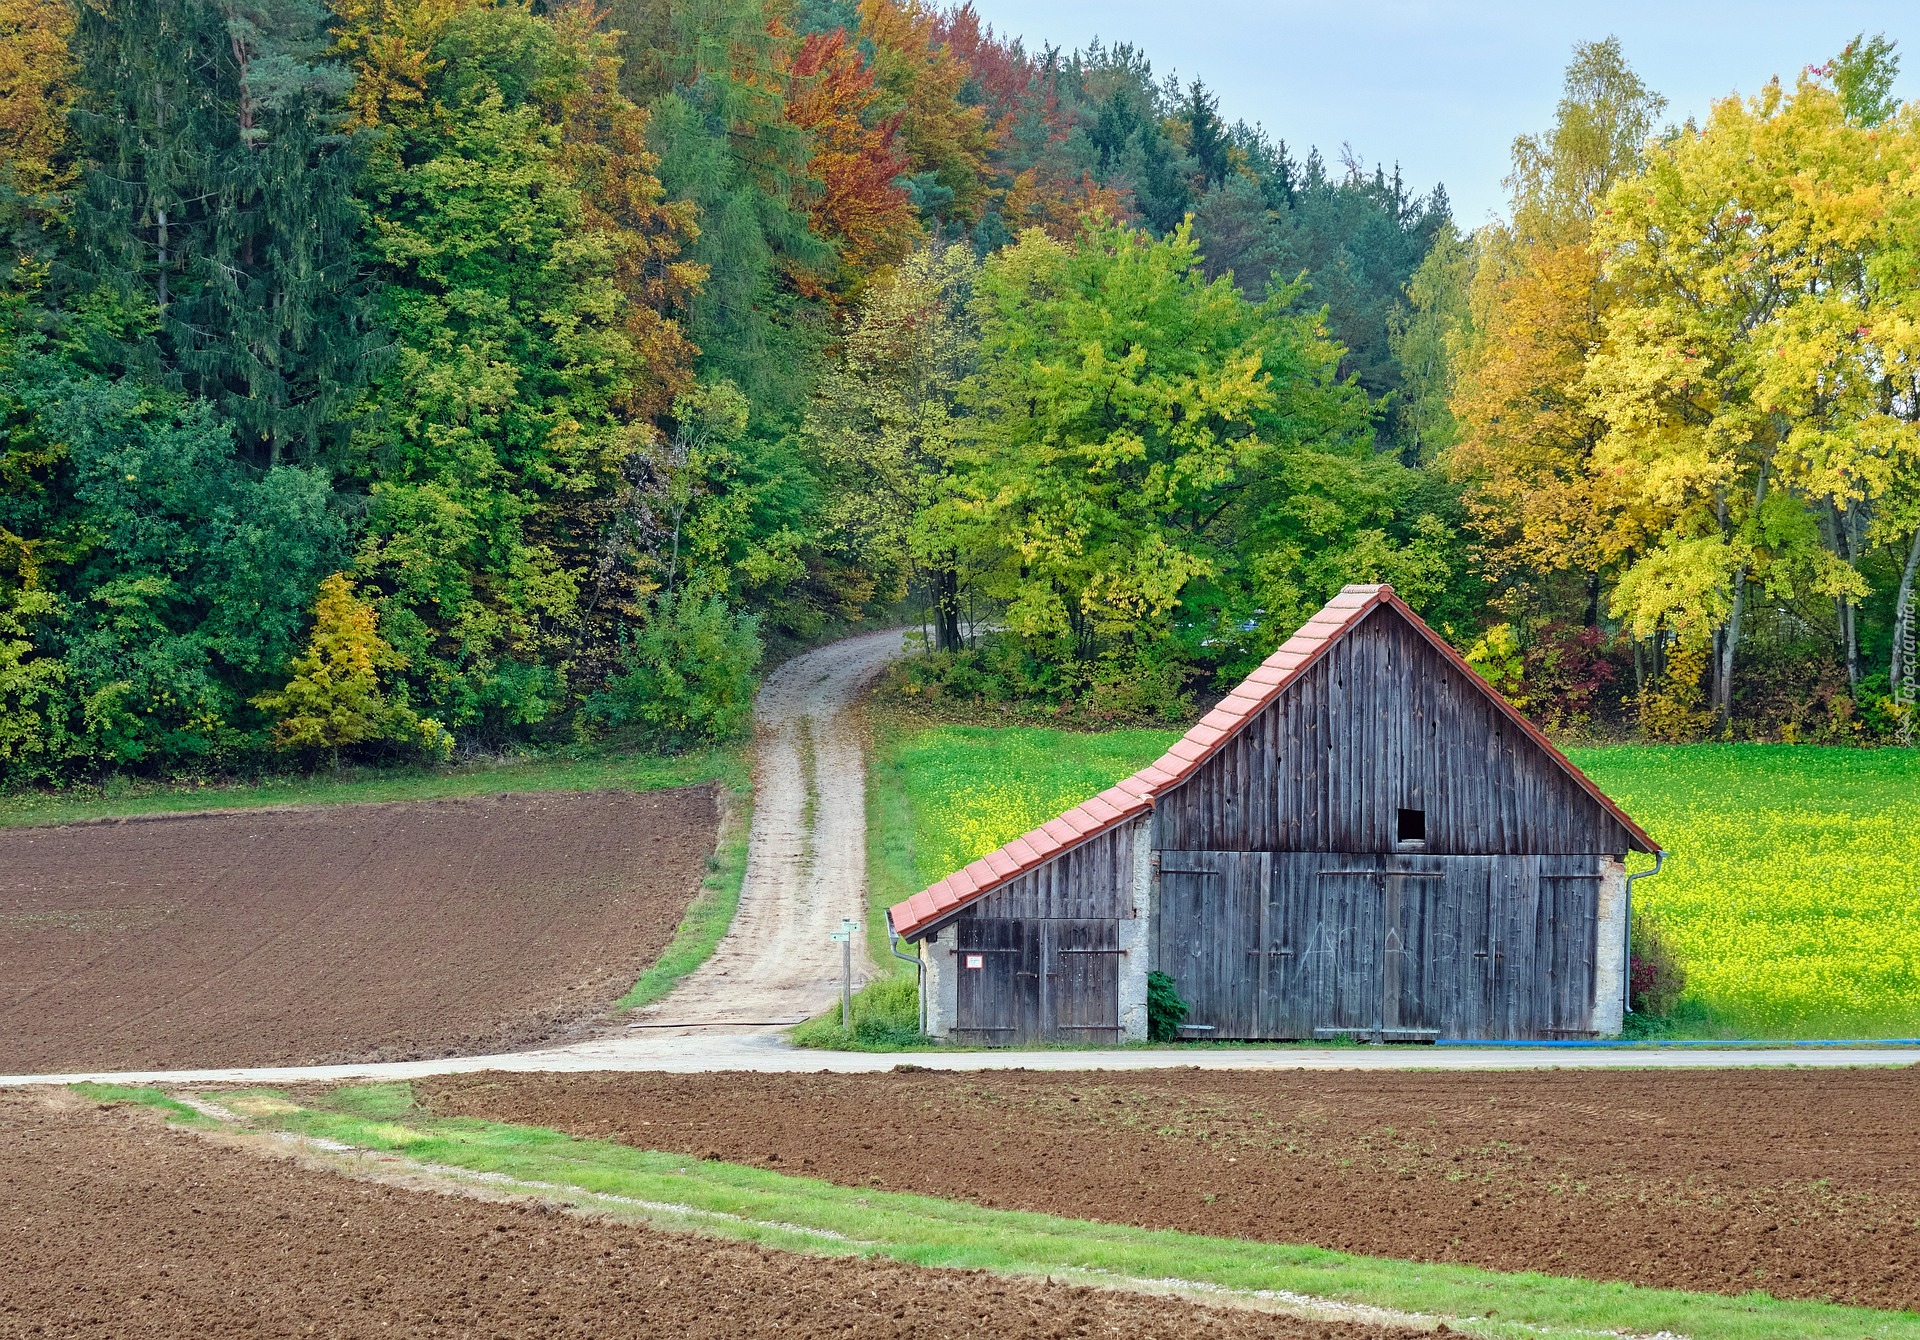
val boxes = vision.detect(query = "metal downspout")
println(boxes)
[886,912,925,1035]
[1622,850,1667,1013]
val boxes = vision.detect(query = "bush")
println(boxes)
[1629,913,1687,1019]
[791,973,923,1049]
[586,593,762,750]
[884,632,1191,725]
[1147,970,1190,1042]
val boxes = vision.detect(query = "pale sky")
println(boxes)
[962,1,1920,224]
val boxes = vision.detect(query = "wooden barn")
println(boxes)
[887,584,1661,1045]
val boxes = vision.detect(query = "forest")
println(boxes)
[0,0,1915,779]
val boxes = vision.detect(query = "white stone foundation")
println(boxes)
[1117,818,1151,1041]
[1592,858,1628,1037]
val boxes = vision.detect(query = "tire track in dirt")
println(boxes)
[630,629,907,1030]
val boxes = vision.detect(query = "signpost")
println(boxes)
[830,918,859,1029]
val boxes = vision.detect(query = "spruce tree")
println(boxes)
[66,0,376,466]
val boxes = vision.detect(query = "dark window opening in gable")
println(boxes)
[1397,808,1426,845]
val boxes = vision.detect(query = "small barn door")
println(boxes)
[1048,919,1123,1040]
[1153,851,1271,1038]
[952,917,1040,1043]
[1309,868,1385,1034]
[1380,864,1443,1038]
[953,916,1122,1044]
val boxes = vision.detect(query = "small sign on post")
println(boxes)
[830,917,859,1029]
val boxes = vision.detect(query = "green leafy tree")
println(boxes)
[585,590,763,748]
[14,365,347,767]
[808,242,980,646]
[943,217,1373,693]
[351,3,681,734]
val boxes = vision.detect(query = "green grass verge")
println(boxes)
[616,781,753,1012]
[875,720,1178,896]
[864,713,938,972]
[875,722,1920,1040]
[92,1083,1920,1340]
[0,747,746,829]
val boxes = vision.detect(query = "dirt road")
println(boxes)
[627,628,907,1029]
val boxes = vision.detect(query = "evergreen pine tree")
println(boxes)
[66,0,377,465]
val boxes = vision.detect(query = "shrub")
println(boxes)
[1464,621,1615,733]
[1147,970,1190,1042]
[1638,641,1714,742]
[251,574,450,765]
[586,593,763,750]
[1629,913,1687,1019]
[791,973,923,1049]
[883,632,1190,725]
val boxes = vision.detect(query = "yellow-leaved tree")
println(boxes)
[0,0,76,200]
[1586,50,1920,732]
[253,573,450,763]
[1448,39,1666,629]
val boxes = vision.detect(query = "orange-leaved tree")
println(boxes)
[859,0,990,228]
[786,25,920,285]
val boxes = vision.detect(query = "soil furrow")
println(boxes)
[419,1064,1920,1311]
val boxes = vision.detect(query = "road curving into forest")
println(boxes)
[623,627,907,1030]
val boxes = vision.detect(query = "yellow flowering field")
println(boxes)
[888,727,1920,1038]
[1571,745,1920,1037]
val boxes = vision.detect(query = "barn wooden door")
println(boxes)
[1274,856,1444,1040]
[1153,851,1271,1038]
[953,917,1040,1043]
[1305,867,1384,1034]
[1379,862,1443,1038]
[1047,919,1124,1041]
[953,916,1122,1044]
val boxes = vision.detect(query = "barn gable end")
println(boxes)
[1153,600,1644,857]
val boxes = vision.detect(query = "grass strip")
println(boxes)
[103,1084,1920,1340]
[0,747,745,829]
[616,781,753,1012]
[864,713,921,976]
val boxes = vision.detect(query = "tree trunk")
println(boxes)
[1716,466,1768,735]
[932,566,961,653]
[1831,501,1861,688]
[1892,523,1920,707]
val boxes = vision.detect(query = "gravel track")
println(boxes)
[624,629,906,1031]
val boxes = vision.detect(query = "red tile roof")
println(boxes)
[888,584,1658,941]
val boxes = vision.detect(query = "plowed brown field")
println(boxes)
[0,1092,1403,1340]
[0,788,715,1074]
[420,1065,1920,1310]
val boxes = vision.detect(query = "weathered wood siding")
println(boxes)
[1153,605,1638,857]
[947,824,1132,1044]
[1152,851,1607,1040]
